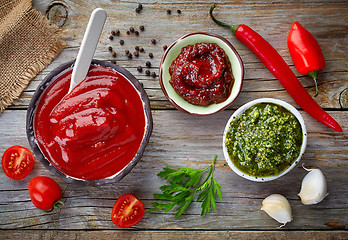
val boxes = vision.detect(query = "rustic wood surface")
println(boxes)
[1,0,347,239]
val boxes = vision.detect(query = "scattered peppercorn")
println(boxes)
[149,52,153,58]
[111,30,120,36]
[135,46,140,51]
[120,39,124,45]
[127,53,132,59]
[135,7,141,13]
[112,51,117,57]
[125,49,130,55]
[151,38,156,44]
[108,46,113,52]
[138,4,143,10]
[135,30,139,36]
[145,70,150,76]
[146,61,151,67]
[137,66,143,72]
[126,30,130,35]
[134,51,139,57]
[109,35,114,40]
[139,47,144,52]
[111,60,117,64]
[152,72,156,78]
[167,9,172,14]
[177,9,181,14]
[163,45,167,51]
[130,27,135,33]
[139,25,145,31]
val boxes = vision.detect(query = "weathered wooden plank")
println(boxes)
[0,230,347,240]
[6,0,346,110]
[0,110,346,230]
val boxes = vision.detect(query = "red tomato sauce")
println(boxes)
[169,42,234,106]
[34,65,146,180]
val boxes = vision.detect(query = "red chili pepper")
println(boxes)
[287,22,325,97]
[210,4,342,132]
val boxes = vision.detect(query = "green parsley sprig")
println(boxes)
[147,155,222,217]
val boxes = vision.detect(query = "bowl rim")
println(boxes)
[26,59,153,185]
[159,31,244,116]
[222,98,307,182]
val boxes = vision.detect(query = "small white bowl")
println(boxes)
[159,32,244,116]
[222,98,307,182]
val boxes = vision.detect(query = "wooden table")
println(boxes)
[1,0,347,239]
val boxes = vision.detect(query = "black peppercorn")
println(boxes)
[145,70,150,76]
[177,9,181,14]
[152,72,156,78]
[138,4,143,10]
[109,35,114,40]
[108,46,113,52]
[163,45,167,51]
[112,51,117,57]
[125,49,130,55]
[130,27,135,33]
[135,46,140,51]
[139,47,144,52]
[126,30,130,35]
[149,52,153,58]
[146,61,151,67]
[127,53,132,59]
[137,66,143,72]
[139,25,145,31]
[119,39,124,45]
[151,38,156,44]
[135,30,139,36]
[134,51,139,57]
[135,7,141,13]
[166,9,171,14]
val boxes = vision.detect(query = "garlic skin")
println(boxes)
[298,167,328,205]
[261,194,292,227]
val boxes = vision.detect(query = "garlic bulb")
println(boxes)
[298,166,328,205]
[261,194,292,227]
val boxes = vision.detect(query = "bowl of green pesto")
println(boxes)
[223,98,307,182]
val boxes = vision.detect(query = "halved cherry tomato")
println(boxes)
[2,145,35,180]
[111,194,145,228]
[28,176,63,211]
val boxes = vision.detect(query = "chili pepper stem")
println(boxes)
[307,70,321,97]
[210,4,239,34]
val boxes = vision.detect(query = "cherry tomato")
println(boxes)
[2,145,35,180]
[28,176,63,211]
[111,194,145,228]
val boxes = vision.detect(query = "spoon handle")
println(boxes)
[69,8,107,93]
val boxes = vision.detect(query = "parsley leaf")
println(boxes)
[147,155,222,217]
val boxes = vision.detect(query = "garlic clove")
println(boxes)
[298,167,328,205]
[261,194,292,227]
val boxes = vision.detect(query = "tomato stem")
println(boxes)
[210,4,239,34]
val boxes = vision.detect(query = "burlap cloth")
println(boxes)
[0,0,64,112]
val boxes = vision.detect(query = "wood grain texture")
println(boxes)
[0,230,348,240]
[0,110,347,230]
[0,0,347,236]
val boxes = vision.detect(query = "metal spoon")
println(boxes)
[68,8,107,93]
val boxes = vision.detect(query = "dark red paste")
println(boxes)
[34,65,146,180]
[169,42,234,106]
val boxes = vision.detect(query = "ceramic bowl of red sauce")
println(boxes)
[26,59,153,185]
[159,32,244,116]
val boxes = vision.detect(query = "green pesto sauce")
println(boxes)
[225,103,303,177]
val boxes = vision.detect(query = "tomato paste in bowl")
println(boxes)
[26,59,152,185]
[159,32,244,116]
